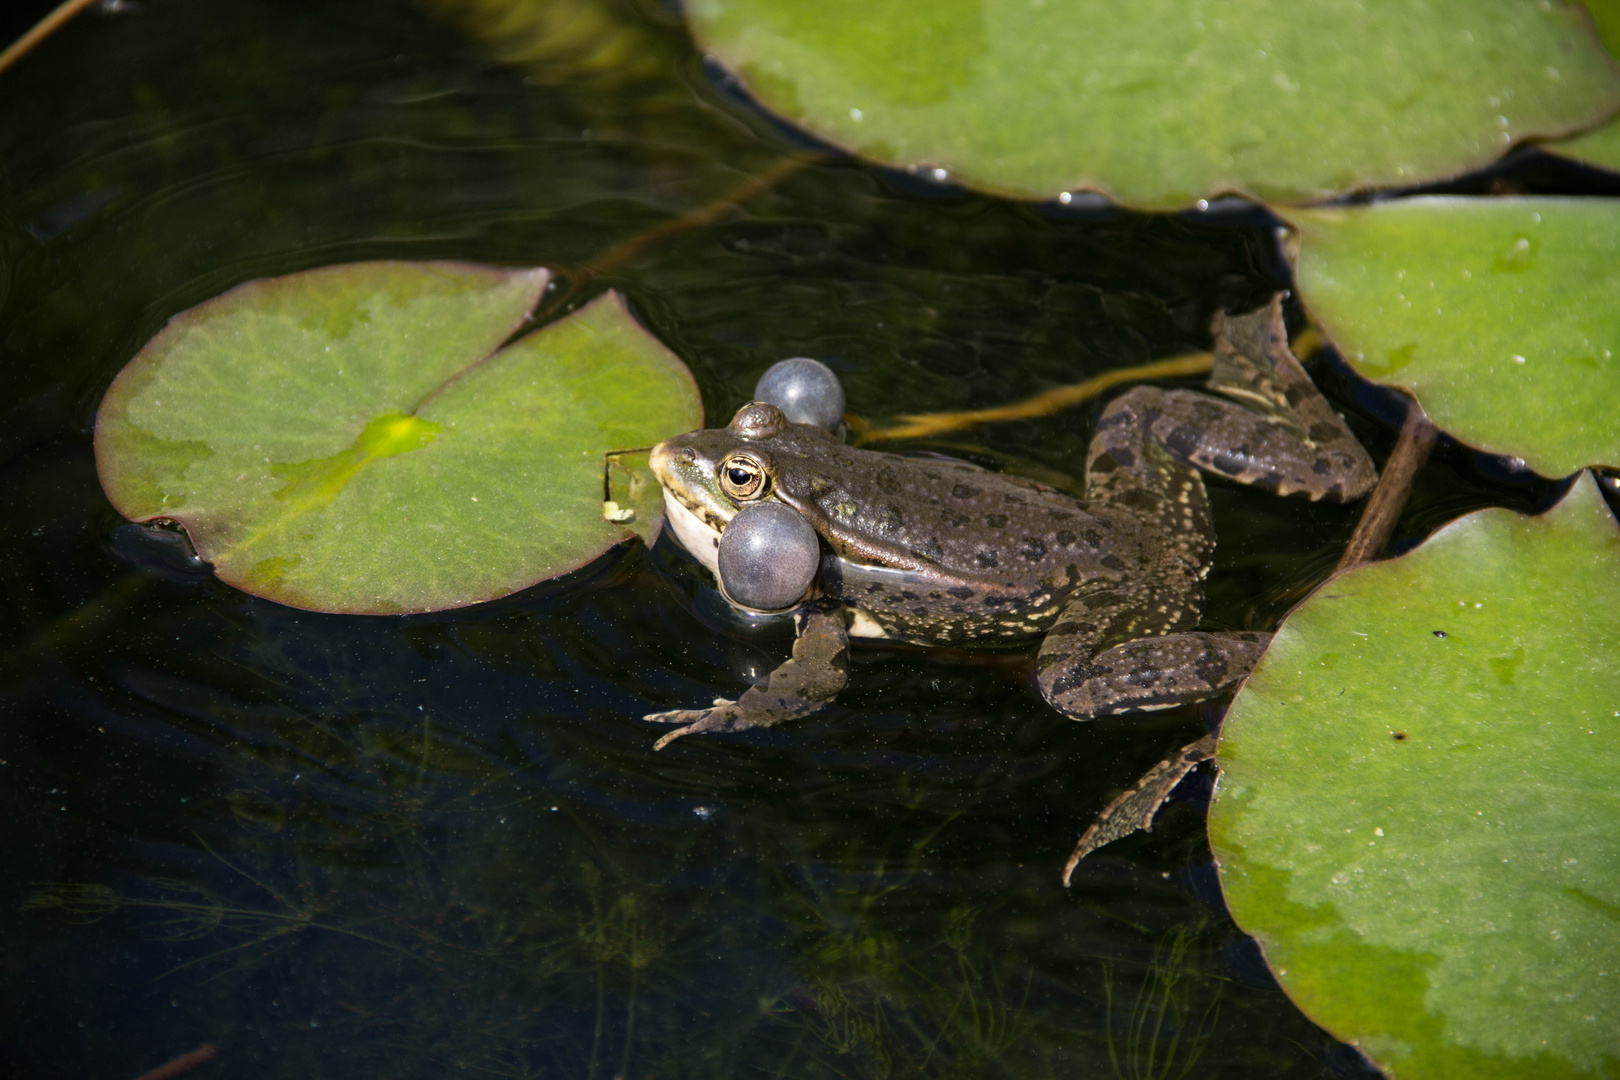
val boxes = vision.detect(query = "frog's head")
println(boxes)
[649,401,801,576]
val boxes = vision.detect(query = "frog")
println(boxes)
[643,296,1376,763]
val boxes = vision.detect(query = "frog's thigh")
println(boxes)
[1038,623,1270,720]
[1037,575,1200,714]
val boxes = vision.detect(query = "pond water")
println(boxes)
[0,1,1579,1077]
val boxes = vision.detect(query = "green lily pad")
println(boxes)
[1577,0,1620,56]
[1293,198,1620,477]
[1548,1,1620,170]
[687,0,1620,209]
[1551,114,1620,170]
[603,449,669,550]
[95,262,701,614]
[1210,473,1620,1078]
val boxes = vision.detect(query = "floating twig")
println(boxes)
[1336,396,1436,570]
[132,1045,218,1080]
[536,153,821,322]
[0,0,99,77]
[848,352,1214,444]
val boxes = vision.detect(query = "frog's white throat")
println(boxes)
[662,488,722,578]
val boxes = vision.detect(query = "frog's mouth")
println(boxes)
[661,487,723,577]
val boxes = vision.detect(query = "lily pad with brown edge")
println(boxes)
[1209,472,1620,1079]
[1549,0,1620,170]
[686,0,1620,209]
[95,261,702,614]
[1292,197,1620,478]
[1551,112,1620,170]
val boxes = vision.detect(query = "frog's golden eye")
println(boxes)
[720,455,767,501]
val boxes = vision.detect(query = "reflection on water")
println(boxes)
[0,0,1561,1077]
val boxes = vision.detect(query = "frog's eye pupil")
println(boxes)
[728,466,752,486]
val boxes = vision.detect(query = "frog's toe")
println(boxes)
[652,724,699,751]
[1063,734,1217,884]
[644,699,734,725]
[644,700,754,750]
[645,708,701,726]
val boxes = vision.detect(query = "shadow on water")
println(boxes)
[0,0,1571,1077]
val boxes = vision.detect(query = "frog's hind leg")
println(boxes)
[1040,293,1368,719]
[1094,295,1377,506]
[1052,382,1266,716]
[1036,575,1270,719]
[1192,295,1375,499]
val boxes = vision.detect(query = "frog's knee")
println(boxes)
[1038,657,1177,719]
[1037,632,1271,720]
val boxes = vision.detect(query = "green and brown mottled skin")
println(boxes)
[645,296,1375,749]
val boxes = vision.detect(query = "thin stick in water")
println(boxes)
[849,352,1215,445]
[132,1045,219,1080]
[0,0,100,77]
[1336,396,1436,571]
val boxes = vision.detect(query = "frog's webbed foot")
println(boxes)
[643,603,849,750]
[646,699,747,750]
[1229,299,1373,490]
[1197,294,1377,499]
[1062,734,1216,884]
[1035,598,1259,866]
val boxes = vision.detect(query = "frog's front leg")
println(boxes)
[1035,578,1270,719]
[645,602,849,750]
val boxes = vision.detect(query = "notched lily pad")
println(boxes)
[688,0,1620,208]
[1210,473,1620,1078]
[603,449,669,550]
[1293,198,1620,477]
[96,261,702,613]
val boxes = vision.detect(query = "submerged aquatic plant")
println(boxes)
[577,862,670,1080]
[1103,924,1219,1080]
[761,823,1050,1079]
[23,847,431,982]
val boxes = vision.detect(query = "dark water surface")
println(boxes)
[0,2,1572,1077]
